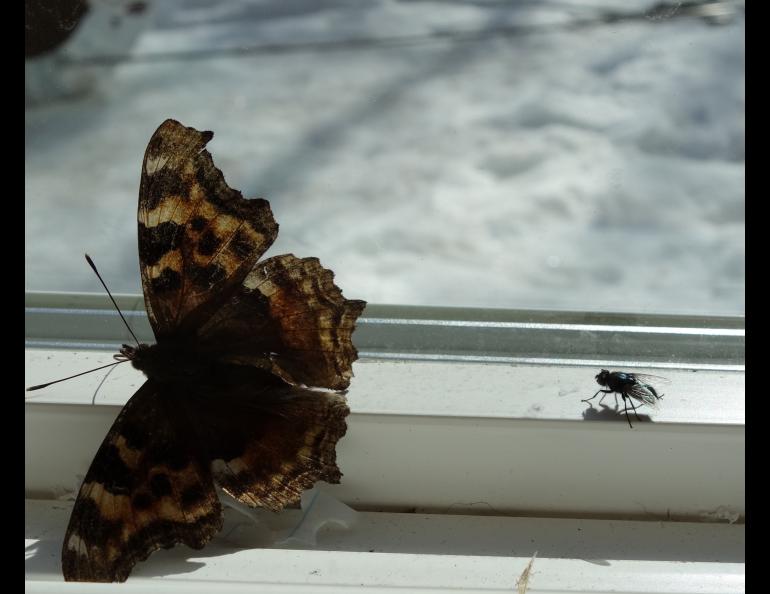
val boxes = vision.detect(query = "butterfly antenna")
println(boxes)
[85,254,141,346]
[26,359,129,391]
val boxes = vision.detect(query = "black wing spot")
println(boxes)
[71,498,123,545]
[89,445,135,494]
[139,222,182,266]
[189,263,227,289]
[132,491,154,510]
[145,170,193,211]
[197,229,221,256]
[149,473,173,498]
[119,420,148,451]
[229,228,255,259]
[150,268,182,294]
[180,484,207,509]
[191,216,207,232]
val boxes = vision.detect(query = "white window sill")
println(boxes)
[25,292,744,591]
[26,499,743,593]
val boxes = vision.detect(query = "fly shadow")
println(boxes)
[582,402,653,426]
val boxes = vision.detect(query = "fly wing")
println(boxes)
[630,373,670,385]
[625,382,664,407]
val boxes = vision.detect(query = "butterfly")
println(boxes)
[59,119,366,581]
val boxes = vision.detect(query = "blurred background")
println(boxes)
[25,0,744,315]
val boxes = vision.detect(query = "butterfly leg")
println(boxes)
[582,389,613,404]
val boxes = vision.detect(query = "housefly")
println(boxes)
[582,369,667,428]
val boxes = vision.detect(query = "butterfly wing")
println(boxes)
[186,366,350,511]
[138,120,365,389]
[138,119,278,339]
[61,120,365,582]
[196,254,366,391]
[181,254,362,509]
[61,381,223,582]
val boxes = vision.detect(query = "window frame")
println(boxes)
[25,291,745,591]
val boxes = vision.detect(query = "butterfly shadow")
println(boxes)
[24,501,271,581]
[25,527,211,580]
[581,402,653,426]
[26,491,353,581]
[26,527,268,581]
[130,499,346,580]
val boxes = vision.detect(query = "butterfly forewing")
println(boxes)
[138,119,278,338]
[62,381,222,582]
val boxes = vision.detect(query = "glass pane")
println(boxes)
[25,0,745,315]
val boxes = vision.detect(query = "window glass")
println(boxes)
[25,1,744,315]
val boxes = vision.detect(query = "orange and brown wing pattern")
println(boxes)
[138,119,278,339]
[190,370,349,512]
[61,381,222,582]
[59,119,365,583]
[197,254,366,391]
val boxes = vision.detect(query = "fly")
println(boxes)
[582,369,667,428]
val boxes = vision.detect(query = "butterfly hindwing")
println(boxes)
[196,254,366,391]
[138,119,279,339]
[62,381,223,582]
[186,367,349,512]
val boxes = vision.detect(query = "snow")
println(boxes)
[25,0,744,315]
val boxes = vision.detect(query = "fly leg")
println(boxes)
[621,395,633,428]
[621,394,643,428]
[582,389,613,404]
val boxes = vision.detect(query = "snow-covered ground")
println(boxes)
[25,0,744,315]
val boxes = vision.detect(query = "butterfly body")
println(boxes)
[61,119,365,582]
[122,341,267,387]
[122,342,193,382]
